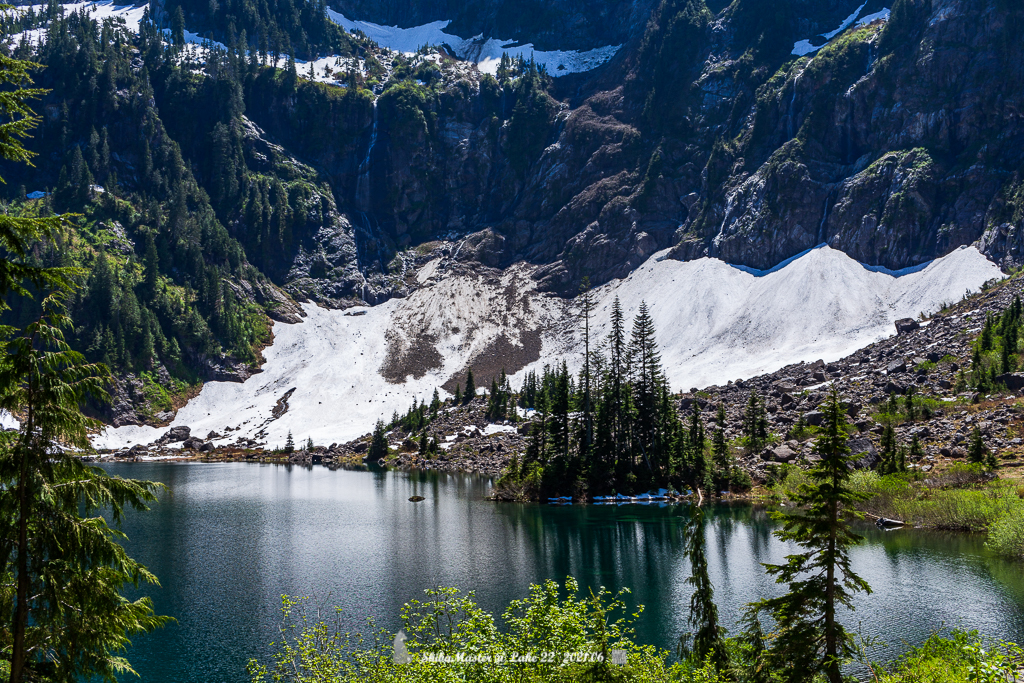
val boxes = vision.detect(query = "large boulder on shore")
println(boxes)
[164,426,191,442]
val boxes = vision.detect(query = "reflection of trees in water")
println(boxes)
[745,506,776,565]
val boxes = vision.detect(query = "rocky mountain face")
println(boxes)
[233,0,1024,302]
[7,0,1024,428]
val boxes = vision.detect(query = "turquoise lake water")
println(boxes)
[99,461,1024,682]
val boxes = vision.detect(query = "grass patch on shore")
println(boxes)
[768,465,1024,558]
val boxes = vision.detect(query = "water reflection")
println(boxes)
[102,462,1024,683]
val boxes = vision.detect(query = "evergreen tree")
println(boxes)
[548,362,572,464]
[0,294,168,682]
[629,301,662,470]
[171,5,185,47]
[688,401,711,494]
[463,368,475,404]
[971,346,987,391]
[454,383,462,405]
[878,422,897,475]
[743,390,768,453]
[607,296,629,468]
[906,435,922,470]
[284,430,294,453]
[680,504,729,671]
[429,388,441,416]
[368,420,388,461]
[968,426,987,465]
[748,387,871,683]
[904,386,916,422]
[0,53,168,679]
[579,278,595,458]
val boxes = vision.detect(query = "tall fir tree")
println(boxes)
[744,390,768,453]
[748,387,871,683]
[629,301,662,471]
[463,368,476,404]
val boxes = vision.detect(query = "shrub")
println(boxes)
[986,506,1024,558]
[247,578,706,683]
[879,630,1022,683]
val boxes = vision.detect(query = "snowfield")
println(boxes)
[7,2,619,77]
[94,245,1001,451]
[792,4,890,56]
[325,9,621,76]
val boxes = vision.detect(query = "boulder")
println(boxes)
[181,436,203,450]
[165,426,191,442]
[770,445,796,462]
[996,373,1024,391]
[773,378,799,392]
[895,318,920,334]
[199,441,215,452]
[779,393,796,407]
[886,359,907,374]
[883,381,906,395]
[848,438,879,469]
[679,394,709,411]
[803,410,825,426]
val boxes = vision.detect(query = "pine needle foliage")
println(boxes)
[0,295,168,683]
[0,39,168,683]
[747,386,871,683]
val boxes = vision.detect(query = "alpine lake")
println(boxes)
[99,461,1024,682]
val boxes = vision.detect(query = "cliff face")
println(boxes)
[11,0,1024,313]
[248,0,1023,300]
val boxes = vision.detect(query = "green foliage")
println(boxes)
[967,427,988,465]
[0,9,275,389]
[986,505,1024,559]
[636,0,710,131]
[505,62,554,174]
[247,578,699,682]
[852,470,1024,543]
[749,388,870,683]
[0,294,168,681]
[742,390,768,453]
[879,630,1023,683]
[165,0,356,60]
[368,420,389,461]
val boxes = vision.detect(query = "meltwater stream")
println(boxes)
[101,462,1024,682]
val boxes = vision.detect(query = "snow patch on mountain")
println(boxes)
[792,3,889,56]
[324,9,620,76]
[93,246,1000,451]
[540,244,996,392]
[6,1,148,45]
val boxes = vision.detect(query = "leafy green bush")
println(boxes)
[247,578,710,682]
[986,506,1024,558]
[879,630,1022,683]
